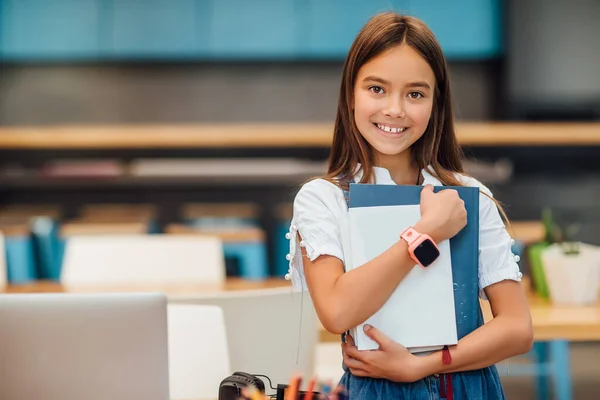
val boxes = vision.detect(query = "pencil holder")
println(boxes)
[541,242,600,305]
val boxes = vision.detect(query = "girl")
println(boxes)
[285,12,533,399]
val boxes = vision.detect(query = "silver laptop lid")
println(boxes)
[0,293,169,400]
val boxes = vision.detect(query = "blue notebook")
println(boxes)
[348,183,481,347]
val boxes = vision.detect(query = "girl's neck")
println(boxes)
[374,151,420,185]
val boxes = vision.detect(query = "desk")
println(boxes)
[3,278,590,400]
[4,278,600,342]
[1,278,289,295]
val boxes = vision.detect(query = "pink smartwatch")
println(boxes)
[400,226,440,267]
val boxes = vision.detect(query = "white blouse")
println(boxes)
[285,166,523,299]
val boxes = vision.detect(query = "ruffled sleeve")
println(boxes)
[284,180,345,291]
[476,184,523,299]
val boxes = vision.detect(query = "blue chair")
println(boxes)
[3,225,37,283]
[496,236,573,400]
[47,203,160,278]
[181,203,269,280]
[497,341,571,400]
[167,223,269,280]
[31,217,62,280]
[221,235,269,280]
[0,206,62,282]
[533,340,572,400]
[274,222,292,278]
[274,204,293,278]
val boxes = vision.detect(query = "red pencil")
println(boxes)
[304,376,317,400]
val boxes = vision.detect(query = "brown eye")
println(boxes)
[369,86,384,94]
[408,91,424,99]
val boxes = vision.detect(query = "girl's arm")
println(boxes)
[304,218,433,334]
[418,279,533,374]
[341,279,533,382]
[304,185,466,334]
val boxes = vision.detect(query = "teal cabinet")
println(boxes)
[0,0,103,60]
[110,0,207,59]
[302,0,403,58]
[0,0,502,61]
[408,0,502,58]
[208,0,297,58]
[301,0,501,59]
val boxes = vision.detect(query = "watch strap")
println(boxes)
[400,226,421,245]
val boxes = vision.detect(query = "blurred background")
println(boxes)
[0,0,599,399]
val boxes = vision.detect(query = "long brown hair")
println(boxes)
[324,12,509,222]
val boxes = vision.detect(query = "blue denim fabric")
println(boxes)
[339,365,505,399]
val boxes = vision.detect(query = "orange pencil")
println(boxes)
[285,375,302,400]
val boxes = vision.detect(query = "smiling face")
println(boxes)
[353,43,436,166]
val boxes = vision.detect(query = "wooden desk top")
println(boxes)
[1,278,288,295]
[480,296,600,342]
[0,122,598,149]
[3,278,600,341]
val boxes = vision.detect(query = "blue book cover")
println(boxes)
[349,183,481,340]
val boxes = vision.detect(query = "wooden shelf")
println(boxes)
[0,124,331,149]
[0,122,597,149]
[0,174,315,190]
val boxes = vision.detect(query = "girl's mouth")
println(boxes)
[374,123,408,136]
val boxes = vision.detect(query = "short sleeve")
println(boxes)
[284,180,345,291]
[476,184,523,299]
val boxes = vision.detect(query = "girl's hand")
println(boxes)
[341,325,429,383]
[416,184,467,243]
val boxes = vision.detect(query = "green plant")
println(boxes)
[541,207,582,255]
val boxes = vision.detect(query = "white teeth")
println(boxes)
[376,124,406,133]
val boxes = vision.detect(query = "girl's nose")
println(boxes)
[384,97,405,119]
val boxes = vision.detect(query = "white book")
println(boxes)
[348,204,458,352]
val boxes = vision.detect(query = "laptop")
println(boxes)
[0,293,170,400]
[170,287,318,389]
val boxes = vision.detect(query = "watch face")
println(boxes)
[413,239,440,267]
